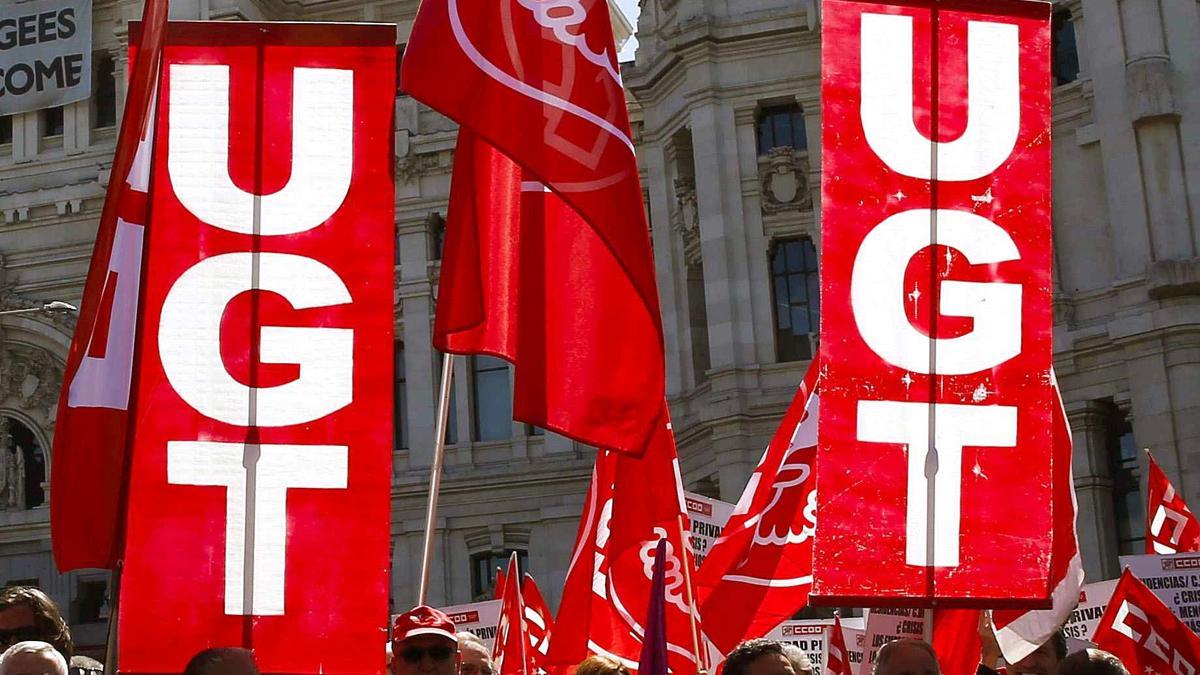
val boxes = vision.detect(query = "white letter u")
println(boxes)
[860,13,1019,181]
[167,64,353,235]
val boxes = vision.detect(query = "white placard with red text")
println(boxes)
[815,0,1054,605]
[1120,553,1200,633]
[860,608,927,675]
[432,600,503,649]
[685,491,735,569]
[117,22,396,675]
[1061,579,1119,647]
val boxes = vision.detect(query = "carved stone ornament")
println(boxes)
[760,146,812,214]
[0,344,64,426]
[672,177,701,266]
[0,287,77,334]
[396,150,440,185]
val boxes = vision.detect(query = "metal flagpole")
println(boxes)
[417,353,455,606]
[677,514,707,674]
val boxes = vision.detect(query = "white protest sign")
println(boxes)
[1060,579,1118,646]
[685,491,735,568]
[1120,552,1200,633]
[424,600,502,648]
[844,624,866,673]
[766,620,830,671]
[0,0,92,115]
[860,608,927,675]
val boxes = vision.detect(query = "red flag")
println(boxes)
[931,610,982,675]
[695,359,818,653]
[992,373,1085,662]
[1145,450,1200,554]
[50,0,170,573]
[522,574,555,669]
[548,414,703,673]
[400,0,665,455]
[1092,569,1200,675]
[494,553,534,675]
[826,615,854,675]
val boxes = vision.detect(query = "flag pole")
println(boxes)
[417,353,455,606]
[677,514,707,673]
[103,564,121,674]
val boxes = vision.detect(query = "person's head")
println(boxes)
[0,641,68,675]
[572,655,631,675]
[1056,649,1129,675]
[391,606,458,675]
[873,639,939,675]
[0,588,71,661]
[1007,631,1067,675]
[724,639,797,675]
[182,647,259,675]
[781,644,814,675]
[456,632,492,675]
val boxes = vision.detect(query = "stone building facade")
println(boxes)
[0,0,1197,655]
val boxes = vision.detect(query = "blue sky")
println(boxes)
[615,0,641,61]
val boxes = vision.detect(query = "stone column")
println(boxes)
[1068,400,1121,580]
[643,140,690,396]
[398,214,436,470]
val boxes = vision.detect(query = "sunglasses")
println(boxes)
[400,646,455,664]
[0,626,43,645]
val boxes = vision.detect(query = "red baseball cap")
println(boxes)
[392,605,456,644]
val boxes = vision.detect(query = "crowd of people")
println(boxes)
[0,587,1137,675]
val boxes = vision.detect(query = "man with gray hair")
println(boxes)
[0,640,69,675]
[781,644,814,675]
[456,632,493,675]
[874,639,940,675]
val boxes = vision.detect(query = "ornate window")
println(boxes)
[1052,10,1080,86]
[471,356,512,442]
[0,116,11,145]
[92,53,117,129]
[395,342,408,450]
[756,103,806,155]
[0,416,47,510]
[1106,406,1143,554]
[771,238,820,362]
[470,549,528,601]
[429,213,447,261]
[72,577,110,624]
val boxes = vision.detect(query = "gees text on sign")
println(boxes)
[0,0,92,115]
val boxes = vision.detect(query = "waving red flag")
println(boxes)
[1145,450,1200,554]
[400,0,665,455]
[695,359,819,653]
[992,373,1085,662]
[522,574,555,669]
[494,553,534,675]
[1092,569,1200,675]
[826,615,853,675]
[50,0,169,572]
[549,413,704,674]
[931,610,983,675]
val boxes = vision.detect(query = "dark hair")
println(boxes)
[573,655,630,675]
[0,586,73,659]
[183,647,260,675]
[1057,649,1130,675]
[725,638,787,675]
[1050,630,1069,660]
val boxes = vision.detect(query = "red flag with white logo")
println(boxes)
[400,0,665,456]
[548,413,704,674]
[826,615,854,675]
[1145,450,1200,555]
[49,0,169,573]
[695,359,818,653]
[992,373,1085,663]
[494,553,534,675]
[1092,569,1200,675]
[522,574,554,670]
[115,23,395,674]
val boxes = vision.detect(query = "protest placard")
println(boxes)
[684,491,734,569]
[1060,579,1119,645]
[766,620,830,670]
[860,608,927,675]
[0,0,92,115]
[436,600,504,649]
[1120,552,1200,633]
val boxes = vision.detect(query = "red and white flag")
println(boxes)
[400,0,665,456]
[1145,450,1200,555]
[49,0,169,573]
[548,416,704,674]
[1092,569,1200,675]
[522,574,555,669]
[695,359,818,653]
[494,553,534,675]
[826,615,854,675]
[992,373,1085,663]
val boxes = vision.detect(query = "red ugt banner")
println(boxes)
[1093,570,1200,675]
[815,0,1053,605]
[118,23,395,674]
